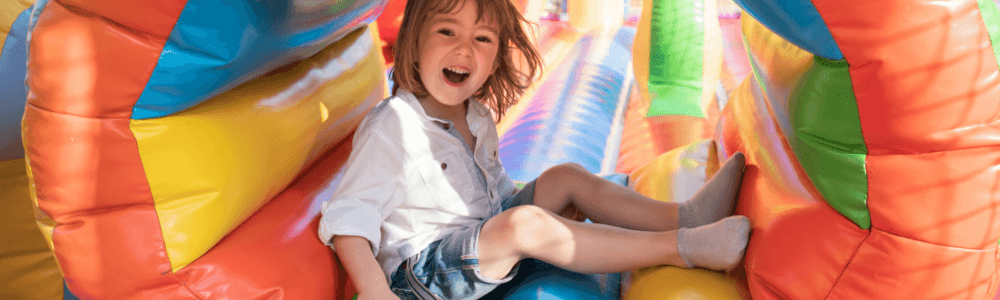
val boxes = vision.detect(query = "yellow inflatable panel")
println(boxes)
[624,266,742,300]
[131,25,386,271]
[741,14,813,95]
[0,159,63,300]
[628,139,717,203]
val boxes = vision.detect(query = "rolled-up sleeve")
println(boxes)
[318,125,405,255]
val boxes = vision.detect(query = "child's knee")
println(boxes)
[540,162,589,185]
[496,205,565,251]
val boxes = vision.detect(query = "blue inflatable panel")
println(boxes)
[0,7,31,160]
[499,27,636,182]
[731,0,844,60]
[484,259,621,300]
[63,281,79,300]
[132,0,387,119]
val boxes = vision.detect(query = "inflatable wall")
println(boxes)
[625,0,1000,298]
[23,0,387,298]
[721,0,1000,297]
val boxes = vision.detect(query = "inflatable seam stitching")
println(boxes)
[822,230,870,299]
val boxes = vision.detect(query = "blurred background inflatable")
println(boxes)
[616,0,722,174]
[4,0,999,299]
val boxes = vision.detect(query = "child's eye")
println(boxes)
[476,36,493,43]
[437,29,454,36]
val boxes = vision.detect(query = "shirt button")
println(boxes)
[441,163,447,170]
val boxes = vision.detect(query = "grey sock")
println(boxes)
[677,215,751,271]
[678,152,746,228]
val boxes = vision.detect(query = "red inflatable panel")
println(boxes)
[813,0,1000,249]
[744,204,867,300]
[867,148,1000,249]
[25,1,194,298]
[27,1,179,118]
[23,106,153,215]
[58,0,185,39]
[828,229,996,299]
[175,139,357,300]
[22,106,185,299]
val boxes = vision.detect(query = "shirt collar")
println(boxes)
[395,89,492,136]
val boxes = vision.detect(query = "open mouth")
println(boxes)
[443,67,470,85]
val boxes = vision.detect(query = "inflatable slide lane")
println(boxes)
[484,21,637,300]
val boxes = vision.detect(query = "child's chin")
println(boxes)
[429,92,467,106]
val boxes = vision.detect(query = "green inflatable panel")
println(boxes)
[646,0,707,118]
[788,57,870,229]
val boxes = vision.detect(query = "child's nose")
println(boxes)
[453,40,473,57]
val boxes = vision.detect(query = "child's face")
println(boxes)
[417,0,499,107]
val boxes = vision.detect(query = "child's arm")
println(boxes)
[333,235,400,300]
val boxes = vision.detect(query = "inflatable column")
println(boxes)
[718,0,1000,298]
[1,1,70,299]
[24,1,388,298]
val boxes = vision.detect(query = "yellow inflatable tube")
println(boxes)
[130,26,386,271]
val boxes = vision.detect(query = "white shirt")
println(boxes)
[318,89,519,280]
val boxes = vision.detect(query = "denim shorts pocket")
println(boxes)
[422,268,464,289]
[406,254,444,300]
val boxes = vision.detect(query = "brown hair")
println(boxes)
[391,0,542,121]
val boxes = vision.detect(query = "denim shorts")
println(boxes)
[389,180,537,300]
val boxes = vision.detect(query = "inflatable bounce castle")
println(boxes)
[2,0,998,299]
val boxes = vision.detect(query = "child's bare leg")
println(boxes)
[476,205,750,280]
[477,205,682,279]
[533,163,680,231]
[533,152,745,231]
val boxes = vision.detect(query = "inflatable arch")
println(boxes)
[10,0,999,299]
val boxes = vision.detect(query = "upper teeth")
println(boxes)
[446,67,469,75]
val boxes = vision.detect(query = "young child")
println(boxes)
[319,0,751,299]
